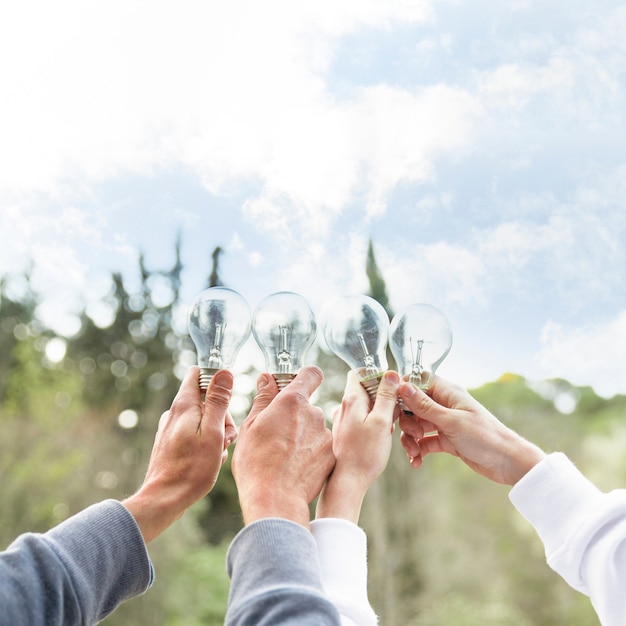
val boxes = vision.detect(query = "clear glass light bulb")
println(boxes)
[323,294,390,401]
[188,287,252,390]
[389,303,453,395]
[252,291,317,390]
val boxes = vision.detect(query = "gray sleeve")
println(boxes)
[225,518,341,626]
[0,499,153,626]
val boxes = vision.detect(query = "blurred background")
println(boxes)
[0,244,617,625]
[2,1,626,624]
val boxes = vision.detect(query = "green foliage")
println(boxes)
[366,238,393,318]
[162,542,231,626]
[0,240,621,626]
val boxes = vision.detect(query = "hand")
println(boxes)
[316,370,400,523]
[232,366,335,528]
[124,366,237,543]
[398,377,546,485]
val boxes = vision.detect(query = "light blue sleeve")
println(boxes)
[0,499,153,626]
[225,518,342,626]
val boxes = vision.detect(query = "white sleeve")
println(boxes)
[310,518,378,626]
[509,452,626,626]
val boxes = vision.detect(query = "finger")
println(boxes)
[204,370,234,413]
[418,432,453,457]
[224,412,238,448]
[398,383,450,428]
[244,373,279,424]
[398,412,426,439]
[171,365,203,409]
[371,370,400,418]
[221,448,229,466]
[282,364,324,400]
[400,430,420,458]
[335,370,370,427]
[156,410,170,434]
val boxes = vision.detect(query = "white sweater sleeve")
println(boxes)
[509,452,626,626]
[310,518,378,626]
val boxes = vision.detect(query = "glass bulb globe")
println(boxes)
[323,294,390,401]
[188,287,252,390]
[252,291,317,390]
[389,303,453,395]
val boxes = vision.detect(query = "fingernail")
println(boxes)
[384,370,400,384]
[401,383,417,396]
[213,370,233,387]
[257,374,270,391]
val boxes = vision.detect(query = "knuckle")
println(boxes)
[340,390,360,412]
[205,387,231,409]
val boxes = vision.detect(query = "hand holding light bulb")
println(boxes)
[323,294,390,402]
[188,287,252,391]
[389,303,452,411]
[252,291,317,390]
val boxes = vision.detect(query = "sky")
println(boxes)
[1,0,626,400]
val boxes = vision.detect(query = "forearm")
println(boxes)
[0,500,153,626]
[510,453,626,625]
[498,427,546,485]
[316,474,368,524]
[123,485,184,544]
[225,519,341,625]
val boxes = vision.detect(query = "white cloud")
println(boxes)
[536,312,626,398]
[1,0,626,396]
[475,6,626,124]
[0,0,459,231]
[350,84,483,216]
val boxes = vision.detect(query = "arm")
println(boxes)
[124,367,237,543]
[225,519,341,626]
[398,377,626,625]
[0,366,236,625]
[0,500,151,626]
[227,366,340,624]
[510,453,626,626]
[312,369,400,626]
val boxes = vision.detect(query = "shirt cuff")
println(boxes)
[311,518,378,625]
[509,452,603,560]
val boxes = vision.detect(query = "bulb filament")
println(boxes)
[408,337,425,386]
[208,322,226,368]
[357,332,379,377]
[277,325,292,373]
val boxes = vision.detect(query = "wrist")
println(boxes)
[239,486,311,528]
[505,439,546,485]
[123,482,185,544]
[316,474,368,524]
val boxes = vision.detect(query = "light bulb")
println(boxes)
[188,287,252,390]
[323,294,390,401]
[252,291,317,390]
[389,303,453,397]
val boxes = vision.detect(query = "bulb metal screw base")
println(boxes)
[199,367,220,391]
[398,397,413,415]
[273,372,297,391]
[360,373,383,403]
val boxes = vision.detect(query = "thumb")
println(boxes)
[245,373,279,424]
[204,370,234,414]
[372,370,400,415]
[398,383,449,428]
